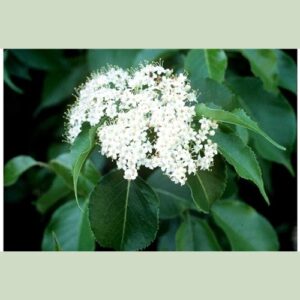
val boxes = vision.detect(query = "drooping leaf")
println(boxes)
[87,49,139,72]
[185,49,228,83]
[69,126,99,206]
[187,155,227,213]
[147,169,195,219]
[196,103,285,150]
[176,213,221,251]
[276,50,297,94]
[213,131,269,204]
[35,176,71,214]
[89,170,159,251]
[42,199,95,251]
[255,139,294,175]
[228,77,296,173]
[4,67,23,94]
[4,51,31,80]
[4,156,39,187]
[211,199,279,251]
[241,49,278,93]
[11,49,67,71]
[50,153,100,198]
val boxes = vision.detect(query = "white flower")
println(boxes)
[65,63,219,185]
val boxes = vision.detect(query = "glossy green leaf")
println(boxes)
[196,103,285,150]
[211,200,279,251]
[42,199,95,251]
[185,49,227,83]
[4,156,39,186]
[184,50,236,110]
[187,155,227,213]
[241,49,278,93]
[228,77,296,173]
[147,169,194,219]
[89,170,159,250]
[37,64,87,112]
[50,153,100,198]
[235,126,249,145]
[87,49,139,72]
[35,177,71,214]
[213,131,269,204]
[196,78,237,110]
[276,50,297,94]
[11,50,67,71]
[176,214,221,251]
[69,126,98,206]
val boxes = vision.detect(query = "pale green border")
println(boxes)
[0,253,300,298]
[1,0,300,298]
[1,0,300,47]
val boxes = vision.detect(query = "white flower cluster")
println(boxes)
[66,63,218,185]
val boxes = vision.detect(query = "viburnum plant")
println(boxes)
[4,49,296,251]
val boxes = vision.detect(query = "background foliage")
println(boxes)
[4,49,297,251]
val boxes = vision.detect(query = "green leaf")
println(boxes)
[4,52,31,80]
[11,50,67,71]
[157,219,180,251]
[176,213,221,251]
[196,78,237,110]
[89,170,159,251]
[185,49,227,83]
[4,156,39,186]
[196,103,285,150]
[227,77,296,173]
[222,167,239,200]
[4,67,23,94]
[51,232,62,251]
[69,126,99,207]
[185,50,236,110]
[36,64,87,113]
[50,153,100,198]
[42,199,95,251]
[187,155,227,213]
[241,49,278,93]
[258,157,273,194]
[213,131,269,204]
[87,49,139,72]
[235,126,249,145]
[211,200,279,251]
[276,50,297,94]
[47,143,69,160]
[35,177,71,214]
[147,169,195,219]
